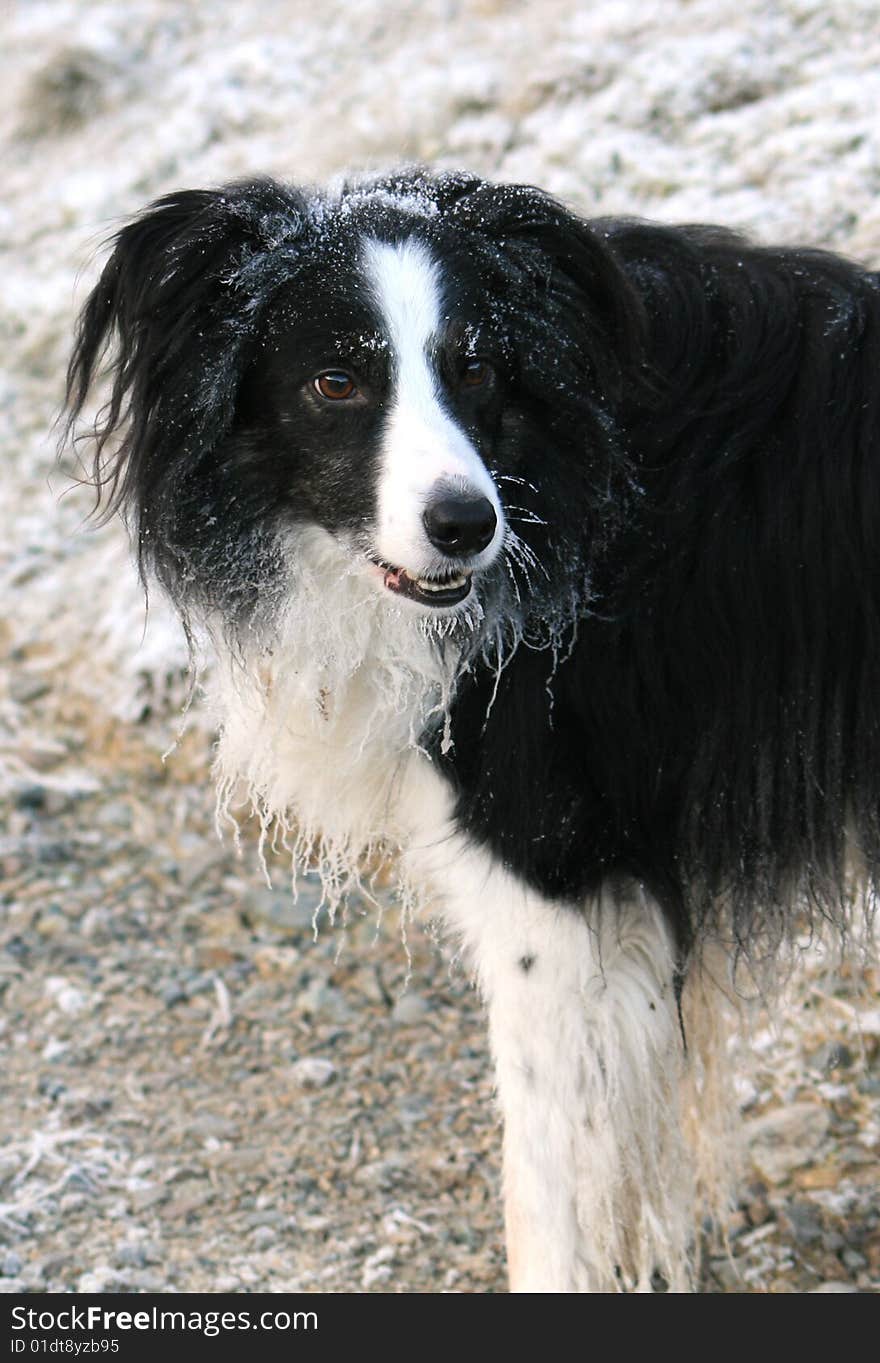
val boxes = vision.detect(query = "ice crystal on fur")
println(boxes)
[207,522,582,915]
[211,528,461,912]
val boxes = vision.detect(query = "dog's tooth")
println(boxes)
[412,572,471,593]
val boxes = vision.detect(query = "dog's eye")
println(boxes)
[461,359,491,388]
[314,371,358,401]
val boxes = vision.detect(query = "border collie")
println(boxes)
[65,169,880,1292]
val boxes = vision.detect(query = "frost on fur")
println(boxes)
[211,527,471,919]
[207,522,579,923]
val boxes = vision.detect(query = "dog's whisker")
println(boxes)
[504,506,548,526]
[496,473,539,496]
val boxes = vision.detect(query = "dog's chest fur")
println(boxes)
[209,528,463,900]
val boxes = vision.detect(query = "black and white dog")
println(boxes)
[66,169,880,1291]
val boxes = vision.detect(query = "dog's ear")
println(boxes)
[446,181,646,404]
[64,178,308,528]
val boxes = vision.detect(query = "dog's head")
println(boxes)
[66,170,642,649]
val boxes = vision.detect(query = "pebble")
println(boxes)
[746,1102,830,1185]
[41,1254,73,1279]
[19,1264,46,1291]
[396,1098,429,1126]
[244,884,323,932]
[188,1113,238,1138]
[291,1057,337,1088]
[296,979,352,1022]
[114,1243,149,1269]
[1,1252,23,1278]
[37,1076,66,1101]
[35,907,68,939]
[76,1266,116,1293]
[128,1185,168,1212]
[58,1194,87,1214]
[44,976,90,1016]
[252,945,301,977]
[391,992,430,1025]
[709,1259,744,1290]
[807,1041,854,1072]
[242,1210,291,1229]
[41,1036,68,1061]
[353,1156,407,1191]
[93,800,133,829]
[124,1270,169,1291]
[176,846,230,890]
[15,738,70,773]
[251,1225,279,1251]
[77,1265,169,1293]
[0,1155,18,1182]
[165,1180,215,1219]
[361,1245,395,1289]
[14,783,47,811]
[783,1201,824,1246]
[10,675,50,704]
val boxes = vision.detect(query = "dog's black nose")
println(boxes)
[423,495,497,557]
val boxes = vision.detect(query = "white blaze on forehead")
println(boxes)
[361,236,503,574]
[363,235,442,373]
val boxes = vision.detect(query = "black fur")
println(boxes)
[65,169,880,969]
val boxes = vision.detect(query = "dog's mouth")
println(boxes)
[370,558,473,607]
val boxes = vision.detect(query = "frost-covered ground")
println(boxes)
[1,0,879,1293]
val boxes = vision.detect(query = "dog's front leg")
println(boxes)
[402,767,696,1292]
[474,882,694,1292]
[480,892,613,1293]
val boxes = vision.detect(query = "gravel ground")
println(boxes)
[1,722,505,1294]
[1,0,879,1293]
[1,680,878,1294]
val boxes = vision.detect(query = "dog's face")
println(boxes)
[236,224,508,615]
[67,171,641,643]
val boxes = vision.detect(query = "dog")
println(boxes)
[64,168,880,1291]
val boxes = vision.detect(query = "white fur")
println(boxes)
[211,525,469,909]
[362,237,504,575]
[397,764,736,1292]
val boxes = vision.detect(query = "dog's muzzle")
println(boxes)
[371,490,499,608]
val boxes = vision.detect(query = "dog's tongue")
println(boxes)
[383,565,407,592]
